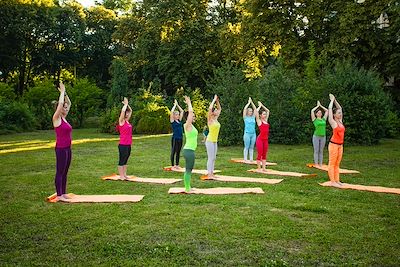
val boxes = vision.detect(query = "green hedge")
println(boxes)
[0,101,36,134]
[206,61,399,145]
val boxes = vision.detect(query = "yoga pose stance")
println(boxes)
[205,94,221,179]
[117,97,133,180]
[182,96,198,192]
[243,97,257,162]
[170,99,184,170]
[52,82,72,201]
[311,101,328,166]
[255,101,270,172]
[327,94,345,186]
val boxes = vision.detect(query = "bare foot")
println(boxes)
[62,194,72,199]
[56,195,68,202]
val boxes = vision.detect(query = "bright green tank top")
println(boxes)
[313,118,327,136]
[206,121,220,143]
[183,124,198,151]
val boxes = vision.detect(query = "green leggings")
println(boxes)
[183,149,195,192]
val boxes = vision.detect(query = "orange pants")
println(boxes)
[328,143,343,182]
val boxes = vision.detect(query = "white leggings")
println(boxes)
[205,141,218,175]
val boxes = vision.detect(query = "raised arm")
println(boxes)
[249,98,257,115]
[311,103,318,121]
[334,98,342,116]
[255,103,262,126]
[215,96,221,114]
[184,96,194,131]
[176,100,184,121]
[119,97,129,125]
[52,82,66,126]
[319,102,329,120]
[170,100,177,123]
[328,94,337,128]
[259,101,270,122]
[208,95,217,122]
[243,99,251,118]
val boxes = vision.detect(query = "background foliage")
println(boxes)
[0,0,398,144]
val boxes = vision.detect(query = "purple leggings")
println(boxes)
[55,147,71,196]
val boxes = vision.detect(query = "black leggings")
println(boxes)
[170,138,183,166]
[118,144,131,166]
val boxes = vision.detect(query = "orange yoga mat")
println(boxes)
[102,174,181,184]
[46,193,144,203]
[200,174,283,184]
[248,168,317,178]
[168,187,264,195]
[307,163,360,174]
[319,181,400,195]
[230,158,277,166]
[163,166,221,175]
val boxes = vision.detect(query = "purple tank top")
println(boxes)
[55,118,72,148]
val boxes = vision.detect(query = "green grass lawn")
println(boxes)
[0,129,399,266]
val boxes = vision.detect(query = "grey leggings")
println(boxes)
[205,141,218,175]
[312,135,326,165]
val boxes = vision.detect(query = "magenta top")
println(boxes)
[55,118,72,148]
[119,121,132,145]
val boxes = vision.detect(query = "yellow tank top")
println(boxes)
[206,121,220,143]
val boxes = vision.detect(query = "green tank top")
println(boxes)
[313,118,326,136]
[183,124,198,151]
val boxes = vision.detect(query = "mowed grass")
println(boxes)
[0,129,399,266]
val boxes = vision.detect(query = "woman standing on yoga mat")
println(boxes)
[117,97,133,180]
[311,101,328,166]
[327,94,345,186]
[205,94,221,179]
[243,97,257,162]
[52,82,72,202]
[182,96,198,192]
[170,99,184,170]
[255,101,270,172]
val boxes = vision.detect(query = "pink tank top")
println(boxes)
[258,122,270,140]
[119,121,132,145]
[55,118,72,148]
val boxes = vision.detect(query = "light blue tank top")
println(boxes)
[244,116,256,134]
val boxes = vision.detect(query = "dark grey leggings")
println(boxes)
[312,135,326,165]
[170,138,183,166]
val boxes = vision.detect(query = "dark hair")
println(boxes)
[314,108,323,115]
[183,110,195,122]
[259,110,267,115]
[333,107,341,115]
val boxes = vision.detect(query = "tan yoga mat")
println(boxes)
[200,174,283,184]
[46,193,144,203]
[102,174,182,184]
[248,168,317,178]
[319,181,400,195]
[168,187,264,195]
[163,166,221,175]
[230,158,277,166]
[307,163,360,174]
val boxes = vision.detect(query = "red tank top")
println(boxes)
[55,118,72,148]
[330,122,345,145]
[258,122,270,140]
[119,121,132,145]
